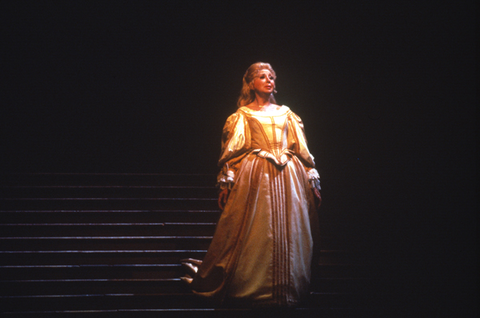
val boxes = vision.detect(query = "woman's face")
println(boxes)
[251,69,275,95]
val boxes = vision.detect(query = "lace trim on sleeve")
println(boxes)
[217,168,235,190]
[307,168,321,191]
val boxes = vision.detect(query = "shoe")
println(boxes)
[180,276,193,285]
[181,262,198,275]
[180,258,203,266]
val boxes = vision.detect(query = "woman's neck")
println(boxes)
[254,94,271,107]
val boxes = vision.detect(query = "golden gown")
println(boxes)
[191,105,320,307]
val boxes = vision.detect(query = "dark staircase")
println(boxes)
[0,173,375,317]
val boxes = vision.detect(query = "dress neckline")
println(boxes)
[239,105,290,116]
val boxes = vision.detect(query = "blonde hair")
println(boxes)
[237,62,277,107]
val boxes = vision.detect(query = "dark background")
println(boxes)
[1,1,475,316]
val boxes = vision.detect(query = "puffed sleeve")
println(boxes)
[288,111,321,190]
[217,111,251,189]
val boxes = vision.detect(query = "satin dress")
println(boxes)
[190,105,320,307]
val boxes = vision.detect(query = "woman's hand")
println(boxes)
[313,188,322,209]
[218,189,230,211]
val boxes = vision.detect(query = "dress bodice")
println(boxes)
[217,105,319,189]
[241,106,292,166]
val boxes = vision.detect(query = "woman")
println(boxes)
[182,62,321,308]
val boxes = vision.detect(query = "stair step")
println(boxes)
[0,293,211,311]
[0,308,374,318]
[0,265,370,292]
[0,185,217,198]
[1,173,217,187]
[0,210,222,223]
[0,278,189,296]
[0,292,363,312]
[0,250,208,266]
[0,237,347,252]
[0,223,217,236]
[0,198,218,210]
[0,236,213,251]
[0,264,183,279]
[0,173,373,315]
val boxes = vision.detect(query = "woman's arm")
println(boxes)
[288,111,322,208]
[216,111,251,209]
